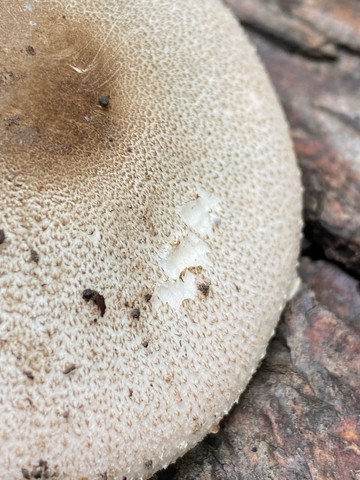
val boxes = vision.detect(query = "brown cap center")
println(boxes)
[0,7,126,173]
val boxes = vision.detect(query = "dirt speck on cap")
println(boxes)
[82,289,106,317]
[98,95,110,108]
[130,307,140,319]
[26,45,36,56]
[198,282,210,297]
[63,364,77,375]
[30,249,39,263]
[21,467,31,479]
[23,370,34,380]
[21,460,56,479]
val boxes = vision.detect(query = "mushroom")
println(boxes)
[0,1,302,479]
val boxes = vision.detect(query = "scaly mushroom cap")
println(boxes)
[0,1,302,479]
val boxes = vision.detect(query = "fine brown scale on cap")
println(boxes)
[0,4,127,176]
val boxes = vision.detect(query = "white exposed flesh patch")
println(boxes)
[155,190,220,311]
[159,233,211,280]
[155,189,219,311]
[179,189,221,237]
[156,271,197,312]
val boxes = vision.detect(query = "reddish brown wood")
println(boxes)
[226,0,360,275]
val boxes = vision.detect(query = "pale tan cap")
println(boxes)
[0,1,302,479]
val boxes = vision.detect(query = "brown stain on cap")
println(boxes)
[0,4,126,175]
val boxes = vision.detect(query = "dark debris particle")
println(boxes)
[145,460,153,470]
[198,282,210,297]
[23,370,34,380]
[26,45,36,55]
[31,468,42,479]
[144,293,152,302]
[98,95,110,108]
[29,460,52,479]
[82,289,106,317]
[252,446,258,452]
[21,468,31,479]
[142,340,149,348]
[63,363,77,375]
[130,307,140,319]
[30,249,39,263]
[0,229,5,244]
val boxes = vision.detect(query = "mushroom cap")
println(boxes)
[0,1,302,479]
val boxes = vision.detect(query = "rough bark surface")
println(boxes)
[151,1,360,479]
[225,0,360,275]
